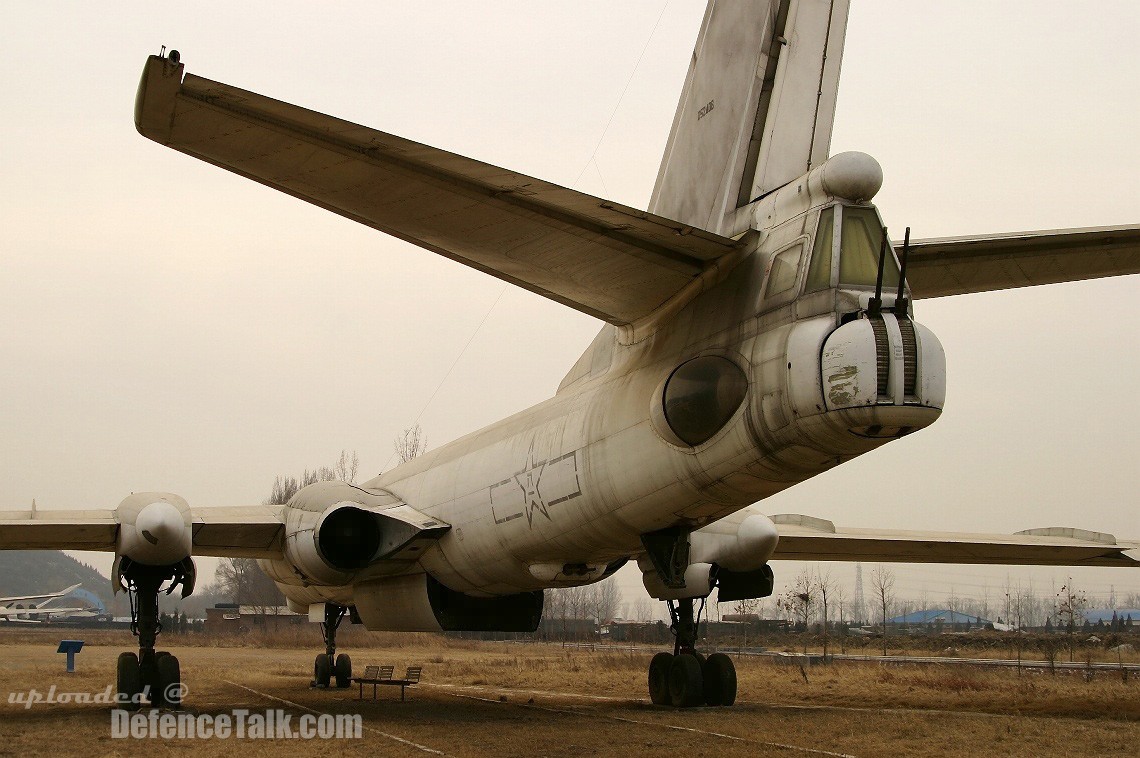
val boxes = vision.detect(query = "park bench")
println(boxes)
[352,664,393,700]
[353,665,422,701]
[383,666,422,701]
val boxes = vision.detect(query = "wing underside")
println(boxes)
[770,514,1140,567]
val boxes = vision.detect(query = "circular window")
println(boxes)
[662,356,749,447]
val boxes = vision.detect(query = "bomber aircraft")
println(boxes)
[2,0,1138,709]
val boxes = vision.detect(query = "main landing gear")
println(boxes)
[311,603,352,689]
[115,557,193,710]
[647,597,737,707]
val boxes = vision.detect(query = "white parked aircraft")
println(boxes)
[0,583,88,623]
[2,0,1138,708]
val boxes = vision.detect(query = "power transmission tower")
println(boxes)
[853,563,866,625]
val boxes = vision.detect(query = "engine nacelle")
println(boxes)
[268,481,450,588]
[353,573,543,633]
[115,492,193,566]
[639,510,779,601]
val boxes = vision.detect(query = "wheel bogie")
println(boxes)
[156,654,182,707]
[313,653,333,688]
[702,653,737,706]
[116,652,142,711]
[334,653,352,688]
[667,653,704,708]
[648,652,674,705]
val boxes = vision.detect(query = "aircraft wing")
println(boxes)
[769,515,1140,567]
[0,583,82,604]
[905,224,1140,299]
[134,55,745,327]
[0,506,286,560]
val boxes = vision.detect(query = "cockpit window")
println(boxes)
[804,206,835,293]
[839,206,900,289]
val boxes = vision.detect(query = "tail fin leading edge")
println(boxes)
[649,0,851,236]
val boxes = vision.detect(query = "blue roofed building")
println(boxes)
[1082,608,1138,625]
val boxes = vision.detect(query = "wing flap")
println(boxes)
[906,224,1140,299]
[190,506,286,559]
[135,55,743,326]
[770,514,1140,567]
[0,510,118,551]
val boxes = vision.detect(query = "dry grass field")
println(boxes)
[0,628,1136,757]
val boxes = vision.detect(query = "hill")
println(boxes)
[0,550,229,619]
[0,550,111,604]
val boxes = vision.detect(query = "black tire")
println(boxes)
[702,653,737,707]
[116,652,142,711]
[668,653,704,708]
[648,652,673,705]
[313,653,332,688]
[334,654,352,689]
[156,654,182,708]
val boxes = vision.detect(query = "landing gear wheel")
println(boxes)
[648,652,674,705]
[334,654,352,689]
[156,654,182,708]
[116,652,142,711]
[313,654,332,688]
[702,653,737,706]
[668,653,704,708]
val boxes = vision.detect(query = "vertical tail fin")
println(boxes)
[649,0,850,236]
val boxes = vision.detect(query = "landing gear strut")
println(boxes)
[312,603,352,689]
[647,596,737,707]
[115,557,193,710]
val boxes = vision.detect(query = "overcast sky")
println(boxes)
[2,1,1137,613]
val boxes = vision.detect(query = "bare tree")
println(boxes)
[591,577,622,623]
[871,565,895,656]
[732,596,760,618]
[781,568,815,653]
[214,557,284,617]
[333,449,359,483]
[1009,582,1033,673]
[832,582,847,653]
[394,424,427,464]
[1056,579,1089,662]
[816,568,835,658]
[216,451,360,624]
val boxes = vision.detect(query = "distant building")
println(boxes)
[1083,608,1139,626]
[204,604,302,634]
[887,609,994,629]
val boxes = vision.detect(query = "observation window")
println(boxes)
[662,356,748,447]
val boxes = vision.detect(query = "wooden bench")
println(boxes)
[352,664,393,700]
[385,666,422,701]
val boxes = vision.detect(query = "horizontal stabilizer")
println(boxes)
[906,224,1140,299]
[769,513,1140,567]
[134,55,744,327]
